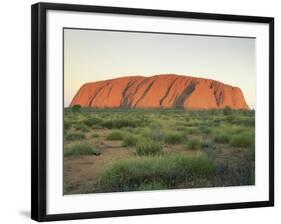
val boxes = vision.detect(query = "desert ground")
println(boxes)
[63,107,255,195]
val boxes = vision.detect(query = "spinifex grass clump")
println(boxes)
[122,134,139,147]
[95,154,214,192]
[230,132,255,148]
[73,123,90,132]
[84,116,103,127]
[135,141,163,156]
[65,131,85,141]
[164,132,185,144]
[101,118,144,129]
[187,138,202,150]
[213,133,230,144]
[106,131,124,140]
[64,142,100,157]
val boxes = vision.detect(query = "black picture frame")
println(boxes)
[31,2,274,222]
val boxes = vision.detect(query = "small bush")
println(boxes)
[71,104,82,112]
[198,126,212,134]
[64,142,100,157]
[138,125,165,143]
[165,132,184,144]
[101,118,141,129]
[139,127,152,138]
[150,124,165,143]
[213,134,230,144]
[65,131,85,141]
[122,134,138,147]
[106,131,124,140]
[73,123,90,132]
[136,141,162,156]
[84,117,103,127]
[223,106,232,116]
[230,134,255,148]
[187,138,201,150]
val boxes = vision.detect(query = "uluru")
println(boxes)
[70,74,249,110]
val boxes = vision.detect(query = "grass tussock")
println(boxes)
[84,116,103,127]
[230,133,255,148]
[73,123,90,132]
[135,141,163,156]
[122,134,139,147]
[164,132,186,144]
[64,142,100,157]
[95,154,214,192]
[213,134,230,144]
[65,131,85,141]
[187,138,202,150]
[106,131,124,140]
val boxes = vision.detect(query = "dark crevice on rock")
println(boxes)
[172,81,197,109]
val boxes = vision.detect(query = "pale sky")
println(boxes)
[64,28,256,109]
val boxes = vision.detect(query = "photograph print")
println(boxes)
[63,28,256,195]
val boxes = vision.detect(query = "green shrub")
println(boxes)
[165,132,184,144]
[232,116,255,126]
[187,138,201,150]
[122,134,138,147]
[106,131,124,140]
[138,126,165,143]
[64,142,100,157]
[230,134,255,148]
[139,127,152,138]
[223,106,232,115]
[213,133,230,144]
[84,116,103,127]
[95,154,214,192]
[73,123,90,132]
[71,104,82,112]
[136,141,162,156]
[150,124,165,143]
[198,126,212,134]
[101,118,141,129]
[65,131,85,141]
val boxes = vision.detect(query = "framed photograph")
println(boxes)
[31,2,274,222]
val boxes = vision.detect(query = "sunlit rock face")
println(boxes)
[70,74,249,110]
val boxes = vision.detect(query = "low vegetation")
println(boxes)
[63,108,255,194]
[135,141,162,156]
[65,131,85,141]
[187,138,202,150]
[64,142,100,157]
[95,154,214,192]
[122,134,138,147]
[106,131,124,140]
